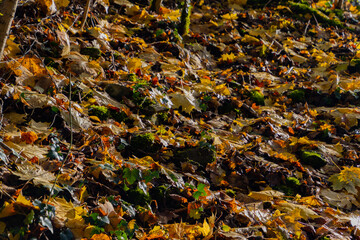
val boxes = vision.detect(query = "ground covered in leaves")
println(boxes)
[2,0,360,239]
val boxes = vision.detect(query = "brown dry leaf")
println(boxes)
[320,188,358,210]
[3,37,21,58]
[169,88,200,114]
[4,140,49,160]
[275,200,319,220]
[248,190,285,201]
[36,0,69,14]
[12,162,56,189]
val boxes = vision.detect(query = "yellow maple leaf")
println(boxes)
[0,202,15,219]
[222,13,238,20]
[198,219,211,236]
[127,58,142,73]
[218,53,237,62]
[4,37,21,58]
[298,196,322,207]
[128,156,155,168]
[0,222,5,234]
[21,56,47,75]
[214,84,231,96]
[163,9,181,21]
[16,193,33,207]
[329,166,360,195]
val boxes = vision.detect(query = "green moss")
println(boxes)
[157,112,169,124]
[132,133,155,145]
[249,90,265,105]
[286,177,300,187]
[109,108,128,123]
[300,151,327,169]
[174,143,216,166]
[288,89,305,103]
[225,189,236,198]
[178,0,192,36]
[132,91,153,109]
[289,2,344,28]
[276,177,301,196]
[127,187,151,206]
[349,59,360,73]
[131,133,160,154]
[89,105,109,120]
[80,47,101,58]
[149,185,168,203]
[127,73,138,82]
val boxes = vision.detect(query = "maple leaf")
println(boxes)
[329,167,360,195]
[198,219,211,237]
[12,162,57,189]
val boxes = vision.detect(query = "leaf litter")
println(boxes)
[1,0,360,239]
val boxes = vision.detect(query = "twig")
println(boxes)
[46,74,73,205]
[303,20,311,36]
[263,0,273,9]
[80,0,92,30]
[312,13,319,26]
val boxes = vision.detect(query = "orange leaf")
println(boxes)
[21,131,38,144]
[90,233,111,240]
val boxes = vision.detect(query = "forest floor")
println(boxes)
[1,0,360,239]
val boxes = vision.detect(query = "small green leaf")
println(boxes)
[123,168,140,185]
[24,210,35,225]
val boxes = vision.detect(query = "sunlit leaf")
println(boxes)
[329,167,360,195]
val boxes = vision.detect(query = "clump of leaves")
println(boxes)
[122,167,159,206]
[89,105,109,121]
[111,219,138,240]
[83,212,110,235]
[300,151,327,169]
[329,166,360,195]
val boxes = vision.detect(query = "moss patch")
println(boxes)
[288,89,305,103]
[174,143,216,166]
[89,105,109,121]
[249,90,265,106]
[289,2,344,28]
[80,47,101,58]
[300,151,327,169]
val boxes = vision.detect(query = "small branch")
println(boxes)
[80,0,92,30]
